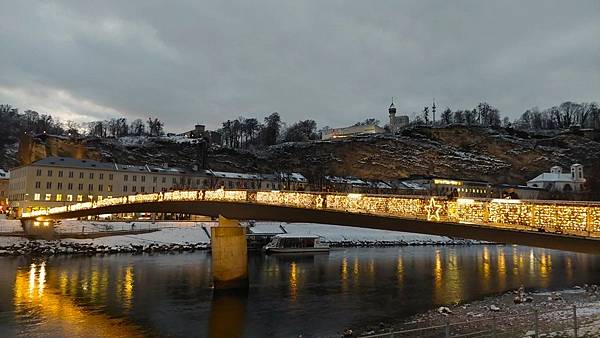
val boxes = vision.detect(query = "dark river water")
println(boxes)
[0,246,599,338]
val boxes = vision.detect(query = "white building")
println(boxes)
[527,164,585,192]
[321,124,385,140]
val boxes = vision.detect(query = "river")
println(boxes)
[0,246,599,337]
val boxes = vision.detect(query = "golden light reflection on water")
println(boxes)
[396,254,404,286]
[13,261,145,338]
[289,261,298,300]
[118,265,135,311]
[341,257,349,293]
[497,247,506,290]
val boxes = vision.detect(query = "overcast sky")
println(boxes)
[1,1,598,132]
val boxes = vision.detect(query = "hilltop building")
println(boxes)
[180,124,222,144]
[321,101,410,140]
[388,101,410,133]
[321,124,385,140]
[527,164,585,192]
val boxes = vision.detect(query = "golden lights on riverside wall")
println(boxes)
[21,189,600,238]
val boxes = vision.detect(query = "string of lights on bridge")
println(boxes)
[21,189,600,237]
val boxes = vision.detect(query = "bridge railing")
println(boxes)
[20,189,600,239]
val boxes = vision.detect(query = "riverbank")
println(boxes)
[355,285,600,337]
[0,220,481,256]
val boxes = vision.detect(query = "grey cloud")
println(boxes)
[0,0,598,131]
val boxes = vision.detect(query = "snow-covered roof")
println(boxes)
[528,172,584,183]
[0,169,9,179]
[208,170,261,180]
[278,172,308,182]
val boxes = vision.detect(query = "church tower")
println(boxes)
[389,99,396,125]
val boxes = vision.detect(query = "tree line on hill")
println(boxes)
[1,100,598,153]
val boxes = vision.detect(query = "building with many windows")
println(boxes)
[8,156,306,216]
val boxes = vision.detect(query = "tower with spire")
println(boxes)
[388,98,409,133]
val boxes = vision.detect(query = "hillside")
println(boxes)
[2,126,600,194]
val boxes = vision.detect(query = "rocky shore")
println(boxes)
[0,240,209,256]
[353,285,600,337]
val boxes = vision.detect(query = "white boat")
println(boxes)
[264,234,330,253]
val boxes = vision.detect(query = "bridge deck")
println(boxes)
[20,190,600,253]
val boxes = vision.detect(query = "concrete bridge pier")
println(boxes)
[21,219,55,239]
[211,216,248,289]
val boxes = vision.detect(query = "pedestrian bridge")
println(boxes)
[21,189,600,254]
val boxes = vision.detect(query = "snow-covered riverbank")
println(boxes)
[0,220,480,256]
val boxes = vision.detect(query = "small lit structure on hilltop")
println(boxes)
[527,164,586,192]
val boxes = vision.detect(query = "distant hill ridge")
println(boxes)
[2,126,600,197]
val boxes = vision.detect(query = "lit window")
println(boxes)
[97,196,103,201]
[67,195,73,201]
[56,194,62,201]
[77,195,83,202]
[88,195,93,201]
[45,194,51,201]
[107,185,113,192]
[34,193,41,201]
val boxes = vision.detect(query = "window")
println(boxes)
[67,195,73,201]
[99,173,104,180]
[58,171,63,178]
[89,173,94,179]
[77,195,83,202]
[97,196,103,201]
[79,172,84,179]
[132,186,137,192]
[88,195,93,201]
[141,176,145,182]
[140,186,145,193]
[124,175,128,182]
[153,176,157,183]
[98,184,103,192]
[34,193,41,201]
[68,171,74,178]
[78,183,83,190]
[88,184,94,191]
[46,182,52,189]
[109,174,113,180]
[45,194,51,201]
[56,194,62,201]
[36,169,42,176]
[123,185,128,192]
[47,170,52,177]
[132,175,137,182]
[68,183,73,190]
[35,181,41,189]
[57,182,63,190]
[162,177,166,183]
[107,185,113,192]
[172,178,177,184]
